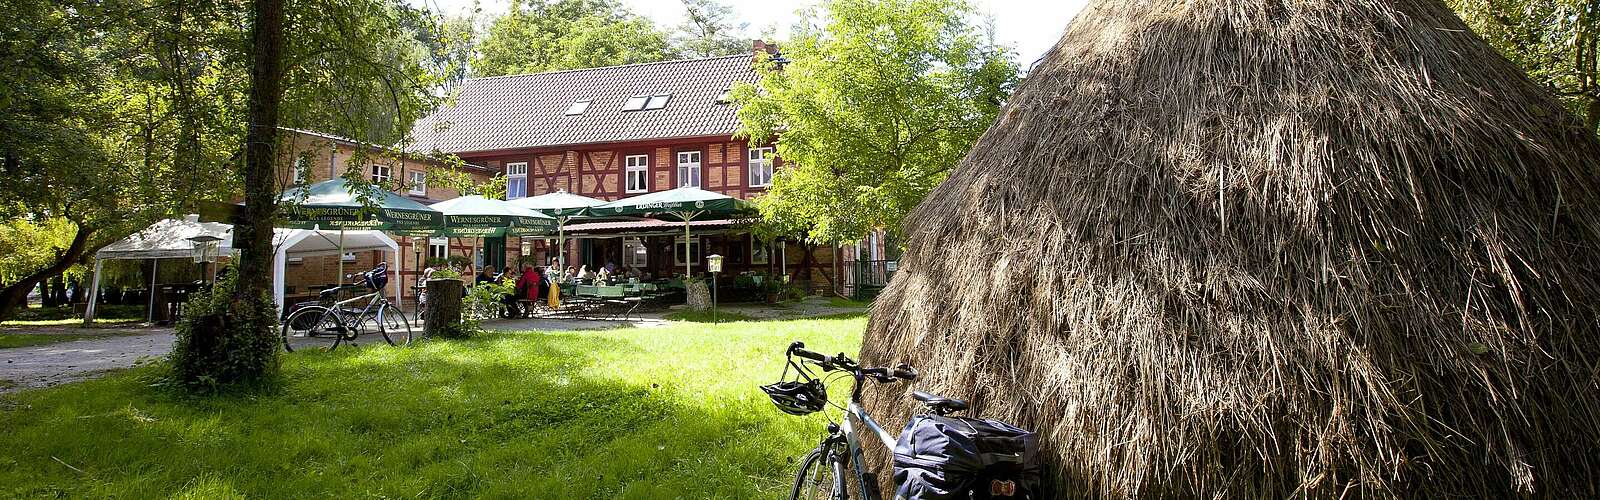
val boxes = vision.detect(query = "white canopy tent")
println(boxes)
[270,228,401,314]
[85,217,402,322]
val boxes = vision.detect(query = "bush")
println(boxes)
[446,255,471,269]
[169,267,279,392]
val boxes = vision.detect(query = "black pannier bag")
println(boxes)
[893,415,1042,499]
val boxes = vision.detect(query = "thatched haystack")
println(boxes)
[859,0,1600,497]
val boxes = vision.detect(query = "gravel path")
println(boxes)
[0,328,174,393]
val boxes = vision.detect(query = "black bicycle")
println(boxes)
[280,263,411,352]
[765,342,970,500]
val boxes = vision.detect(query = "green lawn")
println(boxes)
[2,304,144,328]
[0,316,865,498]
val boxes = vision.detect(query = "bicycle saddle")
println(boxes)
[912,390,968,414]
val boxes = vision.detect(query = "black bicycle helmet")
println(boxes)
[762,379,828,416]
[364,262,389,290]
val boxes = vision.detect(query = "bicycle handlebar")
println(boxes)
[787,341,915,383]
[789,341,829,363]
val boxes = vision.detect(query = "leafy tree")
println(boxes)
[474,0,674,76]
[0,0,230,319]
[674,0,750,58]
[733,0,1018,245]
[1449,0,1600,133]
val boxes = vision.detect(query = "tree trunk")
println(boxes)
[234,0,287,299]
[0,223,92,320]
[424,279,465,338]
[69,275,85,304]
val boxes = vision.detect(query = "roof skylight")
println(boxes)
[644,94,672,110]
[565,100,591,116]
[622,95,650,111]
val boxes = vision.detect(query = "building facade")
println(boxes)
[270,42,858,305]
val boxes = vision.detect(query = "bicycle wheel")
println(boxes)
[281,306,344,352]
[790,442,843,500]
[376,304,413,347]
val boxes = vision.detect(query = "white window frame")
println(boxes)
[625,154,649,193]
[408,171,427,196]
[676,151,701,188]
[506,162,528,199]
[674,236,700,267]
[624,238,648,268]
[427,237,448,261]
[370,164,392,184]
[623,95,649,111]
[748,147,774,187]
[644,93,671,110]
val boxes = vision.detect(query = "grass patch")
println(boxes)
[662,309,757,323]
[0,316,866,498]
[2,305,144,327]
[0,332,131,349]
[827,297,873,309]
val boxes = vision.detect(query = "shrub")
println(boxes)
[169,267,279,392]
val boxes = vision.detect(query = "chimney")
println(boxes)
[752,39,779,60]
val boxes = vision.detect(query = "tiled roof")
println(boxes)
[408,55,756,154]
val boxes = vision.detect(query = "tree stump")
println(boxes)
[424,278,465,339]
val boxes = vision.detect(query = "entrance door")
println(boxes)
[484,236,506,271]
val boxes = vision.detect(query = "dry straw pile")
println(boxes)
[860,0,1600,497]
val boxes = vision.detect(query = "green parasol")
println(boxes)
[278,179,444,231]
[430,195,557,270]
[507,190,606,270]
[429,195,557,237]
[277,178,444,281]
[587,187,753,278]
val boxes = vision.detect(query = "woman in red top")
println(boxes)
[516,265,542,302]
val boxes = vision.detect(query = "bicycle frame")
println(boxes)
[320,289,387,332]
[836,400,898,500]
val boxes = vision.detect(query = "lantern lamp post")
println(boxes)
[707,254,723,323]
[188,234,223,283]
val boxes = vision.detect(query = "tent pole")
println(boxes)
[558,218,566,272]
[337,228,346,284]
[147,259,158,324]
[683,214,692,279]
[83,259,103,325]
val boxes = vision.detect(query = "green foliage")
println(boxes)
[424,257,450,268]
[168,267,280,391]
[463,278,514,329]
[446,255,472,269]
[733,0,1019,244]
[427,164,509,199]
[474,0,675,77]
[429,268,462,280]
[1448,0,1600,133]
[0,317,866,497]
[0,218,80,286]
